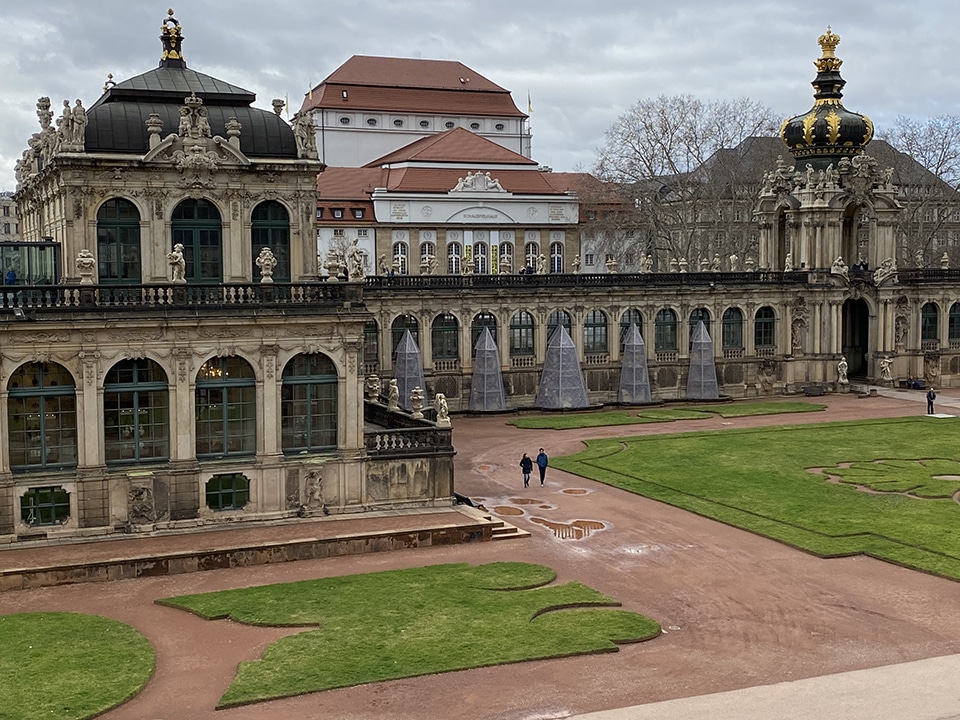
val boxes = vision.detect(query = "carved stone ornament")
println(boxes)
[451,171,505,193]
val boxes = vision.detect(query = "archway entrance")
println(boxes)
[842,298,870,377]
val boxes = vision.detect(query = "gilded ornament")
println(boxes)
[802,112,817,146]
[825,110,842,145]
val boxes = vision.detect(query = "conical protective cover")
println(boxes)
[686,320,720,399]
[469,327,506,411]
[535,325,589,409]
[618,323,652,404]
[393,329,425,411]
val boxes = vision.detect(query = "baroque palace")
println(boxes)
[6,15,960,541]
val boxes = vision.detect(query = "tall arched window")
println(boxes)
[363,319,380,372]
[509,310,535,356]
[547,309,572,344]
[251,201,290,282]
[447,243,462,275]
[498,242,513,273]
[471,312,498,357]
[654,309,679,352]
[104,359,169,464]
[97,198,141,283]
[921,302,939,343]
[619,309,643,351]
[525,242,539,269]
[689,307,712,345]
[195,356,256,458]
[949,303,960,345]
[172,199,222,282]
[722,307,744,350]
[391,314,420,356]
[550,242,564,273]
[583,309,609,354]
[755,306,776,349]
[281,353,338,453]
[393,242,409,275]
[432,313,460,360]
[473,241,488,274]
[8,362,77,470]
[420,241,436,271]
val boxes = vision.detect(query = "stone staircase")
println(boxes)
[455,504,531,541]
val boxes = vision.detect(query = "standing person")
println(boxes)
[519,453,533,488]
[927,387,937,415]
[536,448,549,486]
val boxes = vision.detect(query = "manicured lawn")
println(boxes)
[0,612,154,720]
[508,401,823,429]
[553,416,960,580]
[160,562,660,707]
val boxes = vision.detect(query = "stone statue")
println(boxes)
[378,254,389,276]
[434,393,451,428]
[783,252,793,272]
[699,257,710,272]
[879,356,893,383]
[499,253,512,274]
[292,110,318,159]
[76,249,96,284]
[167,243,186,283]
[873,257,898,286]
[387,379,399,411]
[605,256,619,274]
[915,248,924,268]
[728,253,740,272]
[641,254,654,273]
[303,470,324,511]
[69,99,87,147]
[831,256,848,279]
[572,254,581,274]
[837,356,849,385]
[364,375,382,401]
[410,386,425,419]
[942,252,951,270]
[536,254,546,274]
[324,248,343,281]
[678,257,688,273]
[711,254,722,272]
[669,257,678,273]
[255,247,277,283]
[347,238,365,281]
[427,254,438,275]
[271,98,285,116]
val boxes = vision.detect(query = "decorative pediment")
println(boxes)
[450,171,506,193]
[142,93,250,171]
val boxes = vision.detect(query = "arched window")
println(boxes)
[949,303,960,344]
[8,362,77,470]
[281,353,338,453]
[498,242,513,273]
[921,302,939,342]
[172,199,222,282]
[524,242,539,269]
[432,313,460,360]
[97,198,141,283]
[583,309,609,354]
[391,314,420,356]
[689,307,712,345]
[420,241,436,270]
[550,242,563,273]
[722,307,744,350]
[195,356,256,458]
[393,242,409,275]
[755,306,776,349]
[251,201,290,282]
[654,309,678,352]
[104,359,169,464]
[547,309,572,344]
[474,241,488,274]
[471,312,498,357]
[447,243,462,275]
[619,309,643,351]
[363,320,380,371]
[510,310,535,356]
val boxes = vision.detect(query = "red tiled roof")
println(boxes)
[380,167,568,195]
[367,128,535,166]
[322,56,508,91]
[316,167,387,199]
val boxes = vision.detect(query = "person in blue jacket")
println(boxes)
[519,453,533,487]
[536,448,549,485]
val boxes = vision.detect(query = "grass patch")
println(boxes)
[553,416,960,580]
[507,401,823,430]
[0,612,154,720]
[159,561,659,707]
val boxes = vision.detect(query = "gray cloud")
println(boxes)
[3,0,960,190]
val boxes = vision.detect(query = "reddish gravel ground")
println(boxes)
[3,391,960,720]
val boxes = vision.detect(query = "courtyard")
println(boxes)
[3,391,960,719]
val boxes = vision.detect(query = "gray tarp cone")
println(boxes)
[618,323,652,404]
[469,327,506,411]
[535,325,589,409]
[686,320,720,400]
[393,329,425,411]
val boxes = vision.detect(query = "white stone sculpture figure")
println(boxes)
[167,243,186,283]
[387,379,399,411]
[942,252,950,270]
[641,254,654,273]
[536,254,547,274]
[783,252,793,272]
[711,254,722,272]
[291,110,318,159]
[378,254,389,276]
[347,238,365,281]
[879,356,893,383]
[255,247,277,283]
[428,254,438,275]
[831,256,848,279]
[837,356,849,385]
[728,253,740,272]
[572,254,581,274]
[410,386,425,419]
[434,393,451,428]
[76,249,96,284]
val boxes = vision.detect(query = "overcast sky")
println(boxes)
[3,0,960,191]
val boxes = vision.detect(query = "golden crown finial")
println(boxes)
[815,27,842,72]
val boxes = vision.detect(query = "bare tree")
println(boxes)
[591,95,781,268]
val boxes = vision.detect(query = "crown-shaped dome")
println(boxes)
[780,28,873,171]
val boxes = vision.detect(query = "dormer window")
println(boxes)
[332,208,344,219]
[315,208,323,219]
[339,116,350,125]
[495,122,505,131]
[366,117,378,126]
[470,122,480,130]
[352,209,364,219]
[419,120,430,128]
[444,121,455,129]
[393,119,404,127]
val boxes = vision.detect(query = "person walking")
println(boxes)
[927,387,937,414]
[519,453,533,488]
[536,448,549,485]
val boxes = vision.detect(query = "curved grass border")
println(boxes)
[553,416,960,581]
[0,612,155,720]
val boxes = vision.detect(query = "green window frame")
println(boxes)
[363,320,380,367]
[654,309,678,352]
[509,310,535,357]
[195,356,256,458]
[7,362,78,471]
[546,309,572,344]
[391,314,420,357]
[583,309,609,354]
[251,200,290,283]
[722,307,744,350]
[619,309,643,352]
[96,198,142,283]
[205,473,249,511]
[431,313,460,360]
[172,198,223,283]
[21,486,70,526]
[755,306,776,348]
[949,303,960,343]
[281,353,339,453]
[471,312,498,357]
[921,302,939,342]
[103,359,169,464]
[689,307,711,346]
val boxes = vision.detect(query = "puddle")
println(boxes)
[492,506,523,516]
[529,517,606,540]
[509,497,544,505]
[561,488,590,495]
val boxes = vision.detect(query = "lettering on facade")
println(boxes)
[548,204,566,222]
[463,213,500,220]
[391,203,409,220]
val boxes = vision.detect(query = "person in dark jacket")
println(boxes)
[536,448,549,485]
[927,388,937,414]
[519,453,533,487]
